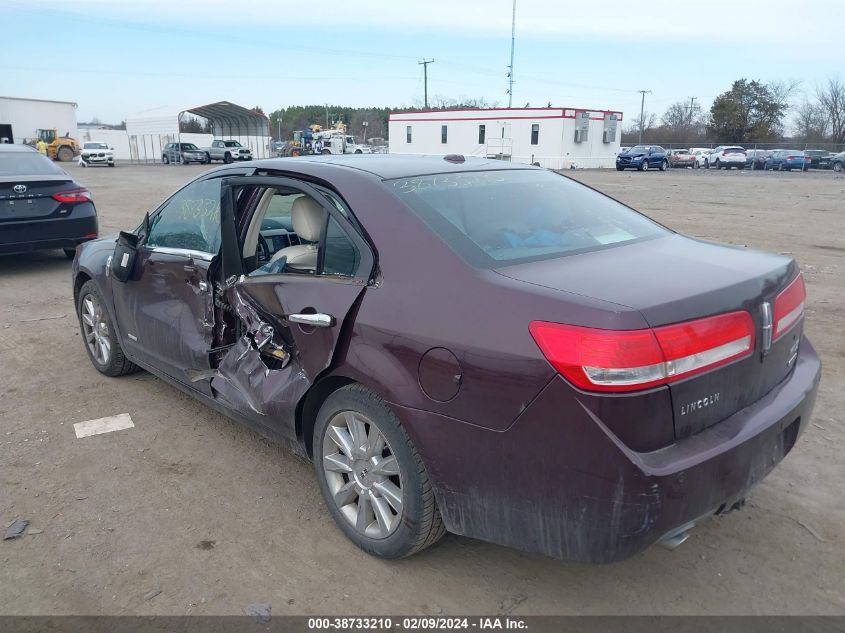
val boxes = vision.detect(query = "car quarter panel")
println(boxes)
[392,338,820,562]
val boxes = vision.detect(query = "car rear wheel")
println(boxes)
[834,162,843,173]
[313,384,446,559]
[321,149,331,155]
[223,152,233,164]
[714,159,721,169]
[205,153,211,163]
[77,281,139,377]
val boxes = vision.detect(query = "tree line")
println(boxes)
[623,76,845,147]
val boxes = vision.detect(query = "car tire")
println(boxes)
[223,152,233,164]
[313,384,446,559]
[616,165,624,171]
[833,162,843,173]
[162,155,169,164]
[660,160,668,172]
[76,280,140,377]
[205,153,211,163]
[638,160,648,171]
[63,248,76,259]
[108,162,115,168]
[704,160,710,169]
[321,149,331,155]
[714,159,721,169]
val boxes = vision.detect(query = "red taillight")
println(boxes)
[52,188,92,203]
[773,273,805,340]
[529,311,755,393]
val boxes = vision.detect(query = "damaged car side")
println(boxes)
[72,156,821,563]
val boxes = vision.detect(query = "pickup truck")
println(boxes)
[203,140,253,163]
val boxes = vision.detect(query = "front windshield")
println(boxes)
[628,145,649,153]
[224,141,242,147]
[390,169,669,268]
[84,142,108,149]
[180,143,199,150]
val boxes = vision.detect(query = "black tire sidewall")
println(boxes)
[76,281,126,377]
[313,386,430,559]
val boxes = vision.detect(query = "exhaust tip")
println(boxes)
[658,521,696,551]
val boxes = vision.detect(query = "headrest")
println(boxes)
[291,196,323,242]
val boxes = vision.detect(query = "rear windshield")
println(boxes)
[0,151,66,176]
[389,169,669,268]
[724,147,745,153]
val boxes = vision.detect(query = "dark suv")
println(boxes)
[616,145,669,171]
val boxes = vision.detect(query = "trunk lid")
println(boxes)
[0,175,75,221]
[497,234,802,439]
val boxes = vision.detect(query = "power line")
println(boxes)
[507,0,516,107]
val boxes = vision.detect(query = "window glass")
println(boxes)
[406,126,412,143]
[0,151,65,176]
[441,125,448,144]
[389,170,669,268]
[530,124,539,145]
[146,178,221,253]
[322,216,360,277]
[478,125,486,144]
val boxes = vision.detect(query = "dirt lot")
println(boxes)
[1,163,843,616]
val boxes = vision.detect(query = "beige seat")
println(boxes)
[270,196,323,270]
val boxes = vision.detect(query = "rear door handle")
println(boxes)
[288,313,334,328]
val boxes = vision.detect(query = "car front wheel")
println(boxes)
[313,384,446,559]
[660,160,668,171]
[638,160,648,171]
[77,280,139,377]
[834,162,844,173]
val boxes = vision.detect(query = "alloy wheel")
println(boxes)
[81,293,111,365]
[322,410,403,539]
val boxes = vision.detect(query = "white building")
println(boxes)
[0,96,78,145]
[388,107,623,169]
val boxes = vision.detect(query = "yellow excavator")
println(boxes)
[35,129,81,161]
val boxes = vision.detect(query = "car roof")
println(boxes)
[0,144,37,153]
[238,154,539,180]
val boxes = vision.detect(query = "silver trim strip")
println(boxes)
[146,246,214,261]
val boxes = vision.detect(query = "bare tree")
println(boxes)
[817,77,845,144]
[793,100,829,142]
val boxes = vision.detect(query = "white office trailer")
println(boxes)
[388,107,623,169]
[0,96,78,145]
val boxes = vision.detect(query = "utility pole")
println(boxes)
[419,59,434,109]
[637,90,651,144]
[687,96,697,128]
[507,0,516,107]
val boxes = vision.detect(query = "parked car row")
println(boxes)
[162,140,253,165]
[622,145,845,173]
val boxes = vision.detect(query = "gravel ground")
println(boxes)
[1,162,843,616]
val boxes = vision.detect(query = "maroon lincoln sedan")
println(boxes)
[71,155,820,563]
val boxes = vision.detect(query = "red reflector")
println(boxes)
[52,188,92,203]
[773,273,806,340]
[529,311,755,393]
[84,232,98,238]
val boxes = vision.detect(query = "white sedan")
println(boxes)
[79,141,115,167]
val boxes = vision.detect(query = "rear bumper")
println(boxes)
[0,210,98,254]
[397,336,821,563]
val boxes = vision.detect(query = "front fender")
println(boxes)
[73,235,119,323]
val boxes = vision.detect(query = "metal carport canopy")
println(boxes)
[181,101,269,137]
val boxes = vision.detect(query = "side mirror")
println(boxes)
[111,231,140,283]
[110,147,114,150]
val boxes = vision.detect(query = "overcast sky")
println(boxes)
[4,0,842,124]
